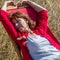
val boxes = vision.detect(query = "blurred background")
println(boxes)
[0,0,60,60]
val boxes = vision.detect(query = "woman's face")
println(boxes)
[12,18,29,32]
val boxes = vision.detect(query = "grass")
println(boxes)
[0,0,60,60]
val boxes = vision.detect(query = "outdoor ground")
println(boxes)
[0,0,60,60]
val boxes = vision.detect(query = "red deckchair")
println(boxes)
[0,7,60,60]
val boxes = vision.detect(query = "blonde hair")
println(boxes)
[9,12,36,29]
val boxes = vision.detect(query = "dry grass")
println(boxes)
[34,0,60,40]
[0,0,60,60]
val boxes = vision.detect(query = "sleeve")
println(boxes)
[35,10,48,33]
[0,10,21,43]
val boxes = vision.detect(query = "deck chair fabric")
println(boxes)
[0,7,60,60]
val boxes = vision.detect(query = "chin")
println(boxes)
[19,30,27,33]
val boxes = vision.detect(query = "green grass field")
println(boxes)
[0,0,60,60]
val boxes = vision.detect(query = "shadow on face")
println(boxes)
[12,18,30,32]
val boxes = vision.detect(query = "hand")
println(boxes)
[16,0,30,8]
[4,1,15,7]
[1,1,14,11]
[17,36,26,40]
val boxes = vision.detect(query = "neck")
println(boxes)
[27,29,34,35]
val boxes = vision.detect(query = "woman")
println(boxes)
[1,0,60,60]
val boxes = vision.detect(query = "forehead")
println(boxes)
[16,18,25,21]
[16,18,27,23]
[12,18,27,24]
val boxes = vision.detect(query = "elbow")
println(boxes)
[43,8,47,11]
[37,8,48,13]
[41,8,48,12]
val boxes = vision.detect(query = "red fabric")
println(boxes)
[0,7,60,60]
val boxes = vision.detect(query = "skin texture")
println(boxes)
[17,0,47,12]
[12,18,29,32]
[12,17,36,40]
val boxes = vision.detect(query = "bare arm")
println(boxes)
[1,1,7,11]
[1,1,14,11]
[26,1,47,12]
[17,0,47,12]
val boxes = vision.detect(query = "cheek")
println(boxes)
[12,19,17,24]
[23,22,29,28]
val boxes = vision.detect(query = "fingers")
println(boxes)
[16,0,29,8]
[17,36,26,40]
[16,0,23,7]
